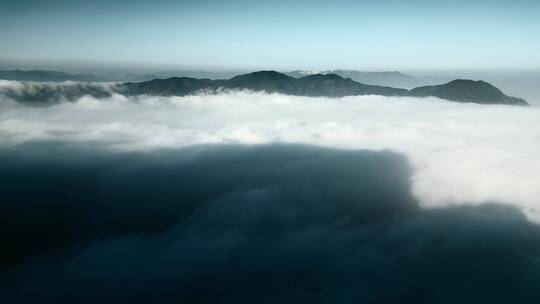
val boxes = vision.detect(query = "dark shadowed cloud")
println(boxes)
[1,143,540,303]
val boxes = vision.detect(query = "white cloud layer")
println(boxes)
[1,88,540,220]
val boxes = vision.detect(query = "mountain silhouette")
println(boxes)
[1,70,528,106]
[119,71,526,105]
[409,79,528,105]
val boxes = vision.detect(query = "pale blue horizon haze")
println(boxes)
[1,0,539,71]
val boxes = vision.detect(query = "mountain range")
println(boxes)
[0,69,244,82]
[0,69,429,88]
[119,71,528,105]
[110,70,426,85]
[0,70,101,82]
[0,70,528,106]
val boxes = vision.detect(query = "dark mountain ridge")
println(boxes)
[224,71,297,92]
[118,71,526,105]
[120,77,215,96]
[409,79,528,105]
[0,70,528,106]
[119,71,408,98]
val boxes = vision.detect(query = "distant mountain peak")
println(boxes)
[230,70,294,80]
[300,73,345,80]
[409,79,527,105]
[287,69,424,89]
[0,69,102,82]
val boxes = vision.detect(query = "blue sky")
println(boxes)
[1,0,539,70]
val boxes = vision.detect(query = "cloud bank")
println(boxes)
[0,80,116,103]
[1,87,539,220]
[1,143,540,303]
[2,82,540,302]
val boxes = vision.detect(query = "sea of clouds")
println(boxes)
[1,87,539,220]
[3,81,540,302]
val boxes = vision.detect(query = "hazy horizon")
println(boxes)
[2,0,540,71]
